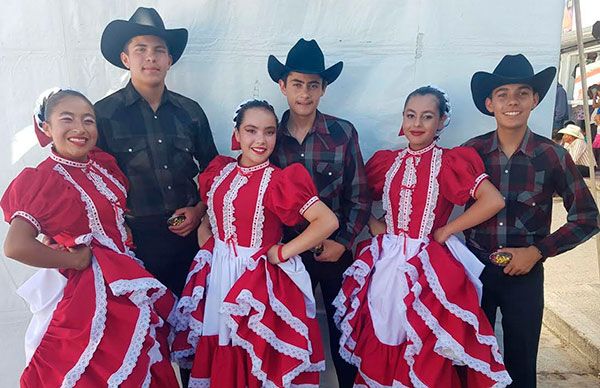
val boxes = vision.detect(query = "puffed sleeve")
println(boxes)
[265,163,320,226]
[440,146,489,205]
[365,150,396,201]
[198,155,236,203]
[89,147,129,192]
[1,167,80,235]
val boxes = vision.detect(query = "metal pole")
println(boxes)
[573,0,600,279]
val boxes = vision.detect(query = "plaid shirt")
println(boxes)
[270,110,371,249]
[95,81,218,218]
[463,129,599,259]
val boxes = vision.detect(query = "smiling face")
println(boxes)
[234,107,278,167]
[485,83,539,132]
[278,72,326,119]
[120,35,172,88]
[401,94,446,150]
[42,95,97,162]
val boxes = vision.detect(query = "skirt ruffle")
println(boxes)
[19,245,178,388]
[333,234,512,387]
[173,238,324,387]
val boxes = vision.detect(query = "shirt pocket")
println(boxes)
[514,190,547,231]
[171,136,198,176]
[106,134,150,173]
[314,160,343,198]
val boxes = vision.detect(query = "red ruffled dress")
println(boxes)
[1,150,179,388]
[333,143,512,387]
[172,156,325,387]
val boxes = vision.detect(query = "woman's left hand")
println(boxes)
[433,226,452,244]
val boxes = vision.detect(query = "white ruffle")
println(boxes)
[16,268,67,365]
[60,258,107,388]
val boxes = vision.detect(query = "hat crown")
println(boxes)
[493,54,535,78]
[129,7,165,29]
[285,39,326,72]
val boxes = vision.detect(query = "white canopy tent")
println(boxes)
[0,0,563,386]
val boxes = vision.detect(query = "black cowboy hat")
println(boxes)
[470,54,556,116]
[101,7,188,69]
[268,38,343,84]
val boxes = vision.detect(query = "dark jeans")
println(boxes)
[480,262,544,388]
[300,249,357,388]
[127,214,199,297]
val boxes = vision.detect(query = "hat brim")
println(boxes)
[101,20,188,69]
[557,127,584,139]
[267,55,343,84]
[470,66,557,116]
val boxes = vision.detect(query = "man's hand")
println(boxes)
[168,206,202,237]
[314,239,346,262]
[500,246,542,276]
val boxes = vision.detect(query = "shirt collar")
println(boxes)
[123,80,181,109]
[279,109,330,136]
[482,128,535,158]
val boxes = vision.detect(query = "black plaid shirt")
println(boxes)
[95,81,218,218]
[463,129,599,259]
[270,110,371,249]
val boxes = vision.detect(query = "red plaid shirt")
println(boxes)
[270,110,371,249]
[463,129,599,259]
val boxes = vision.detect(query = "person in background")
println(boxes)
[558,122,596,177]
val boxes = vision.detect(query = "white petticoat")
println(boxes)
[16,268,68,365]
[203,238,315,346]
[368,234,484,346]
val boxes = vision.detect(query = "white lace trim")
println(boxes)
[417,249,505,364]
[250,167,274,248]
[383,150,406,234]
[406,141,437,156]
[84,167,130,252]
[50,153,92,169]
[60,258,107,388]
[418,147,443,239]
[107,300,151,387]
[397,154,418,233]
[221,258,325,387]
[299,196,319,216]
[399,249,511,386]
[12,211,41,234]
[206,162,237,238]
[470,173,489,199]
[91,161,127,197]
[333,237,413,388]
[189,377,211,387]
[238,160,270,174]
[53,164,122,255]
[106,276,170,386]
[222,172,249,245]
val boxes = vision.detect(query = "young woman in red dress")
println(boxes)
[333,86,513,387]
[2,89,179,387]
[172,100,338,387]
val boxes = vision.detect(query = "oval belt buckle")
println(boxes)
[489,251,512,266]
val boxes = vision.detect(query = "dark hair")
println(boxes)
[43,90,94,122]
[233,100,279,129]
[403,86,450,118]
[122,35,169,54]
[280,71,327,89]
